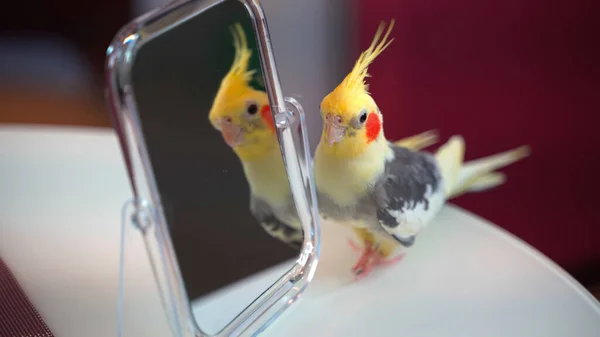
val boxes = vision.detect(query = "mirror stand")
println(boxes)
[117,198,190,337]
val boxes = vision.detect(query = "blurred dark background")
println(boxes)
[1,0,599,299]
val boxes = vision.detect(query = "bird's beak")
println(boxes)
[324,120,346,146]
[218,119,244,148]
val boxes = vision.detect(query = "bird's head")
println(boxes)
[208,23,276,161]
[319,20,395,159]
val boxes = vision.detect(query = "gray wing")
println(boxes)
[250,195,303,250]
[373,145,443,247]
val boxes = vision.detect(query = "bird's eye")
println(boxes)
[359,111,368,123]
[247,103,258,115]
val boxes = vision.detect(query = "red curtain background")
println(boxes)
[357,0,600,285]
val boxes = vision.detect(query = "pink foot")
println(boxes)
[351,248,406,281]
[351,246,377,278]
[347,239,362,252]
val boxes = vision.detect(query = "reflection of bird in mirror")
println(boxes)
[314,20,531,280]
[207,23,438,251]
[208,22,304,249]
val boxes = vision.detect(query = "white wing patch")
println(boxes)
[374,145,447,246]
[379,182,445,241]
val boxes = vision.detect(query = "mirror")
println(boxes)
[126,1,306,335]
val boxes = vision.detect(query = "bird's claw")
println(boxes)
[351,246,373,273]
[350,246,405,281]
[347,239,362,252]
[351,248,380,280]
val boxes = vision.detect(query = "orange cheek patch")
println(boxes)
[260,105,276,132]
[365,112,381,143]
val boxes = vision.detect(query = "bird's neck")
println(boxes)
[240,146,290,207]
[233,135,276,162]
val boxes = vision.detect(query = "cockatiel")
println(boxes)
[208,23,303,249]
[207,23,440,250]
[314,20,531,279]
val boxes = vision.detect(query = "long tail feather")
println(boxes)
[448,172,506,198]
[434,135,530,199]
[392,129,439,151]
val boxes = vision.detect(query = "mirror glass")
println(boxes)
[130,1,300,334]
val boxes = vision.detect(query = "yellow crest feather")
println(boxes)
[222,22,256,93]
[320,20,395,118]
[209,22,258,121]
[338,19,395,96]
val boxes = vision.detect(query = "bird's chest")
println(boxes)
[314,142,390,229]
[242,155,291,208]
[317,192,377,229]
[315,153,383,207]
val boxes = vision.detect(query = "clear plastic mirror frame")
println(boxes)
[104,0,321,336]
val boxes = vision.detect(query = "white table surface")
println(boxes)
[2,125,600,337]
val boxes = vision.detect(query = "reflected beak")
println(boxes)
[220,123,244,148]
[324,120,346,146]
